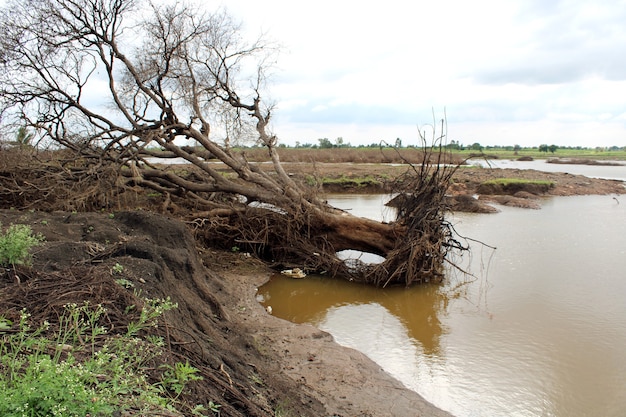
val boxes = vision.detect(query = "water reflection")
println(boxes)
[257,274,449,356]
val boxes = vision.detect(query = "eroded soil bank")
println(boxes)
[0,209,453,417]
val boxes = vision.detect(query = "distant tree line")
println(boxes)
[538,144,558,153]
[279,139,625,152]
[8,126,624,154]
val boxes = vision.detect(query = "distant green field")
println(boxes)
[448,148,626,161]
[148,144,626,162]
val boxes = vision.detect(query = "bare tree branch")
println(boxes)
[0,0,466,286]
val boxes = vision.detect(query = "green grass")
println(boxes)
[450,148,626,161]
[235,145,626,162]
[320,175,381,187]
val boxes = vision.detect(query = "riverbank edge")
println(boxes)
[0,208,454,417]
[216,257,457,417]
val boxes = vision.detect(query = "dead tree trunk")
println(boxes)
[0,0,466,286]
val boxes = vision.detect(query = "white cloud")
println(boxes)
[220,0,626,147]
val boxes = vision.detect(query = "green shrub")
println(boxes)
[0,223,44,267]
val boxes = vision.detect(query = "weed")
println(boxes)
[160,361,203,399]
[249,372,264,386]
[115,278,134,289]
[111,262,124,275]
[0,222,44,267]
[126,297,178,337]
[208,400,222,414]
[0,316,11,332]
[304,175,317,187]
[274,400,294,417]
[0,299,197,416]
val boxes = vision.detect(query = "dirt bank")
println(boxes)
[279,163,625,210]
[0,209,453,417]
[276,162,625,196]
[451,166,626,197]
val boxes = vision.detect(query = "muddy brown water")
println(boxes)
[258,192,626,417]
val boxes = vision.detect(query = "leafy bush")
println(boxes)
[0,223,44,267]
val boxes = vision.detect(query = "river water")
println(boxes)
[258,163,626,417]
[468,158,626,181]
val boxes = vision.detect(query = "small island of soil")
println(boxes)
[448,167,625,211]
[547,158,625,166]
[288,162,625,211]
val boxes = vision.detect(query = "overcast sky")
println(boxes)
[218,0,626,148]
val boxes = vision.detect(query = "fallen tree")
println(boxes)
[0,0,466,286]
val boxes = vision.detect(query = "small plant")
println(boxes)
[208,400,222,415]
[160,361,203,400]
[274,400,293,417]
[126,297,178,337]
[0,316,11,333]
[0,222,44,267]
[111,262,124,275]
[304,175,317,187]
[231,245,240,253]
[249,372,264,386]
[115,278,134,289]
[14,126,34,148]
